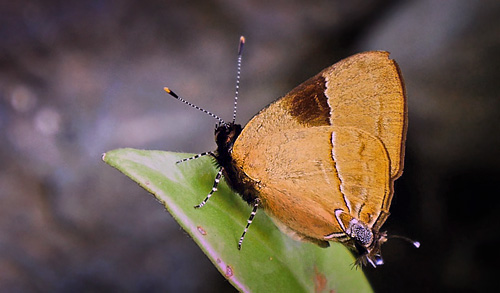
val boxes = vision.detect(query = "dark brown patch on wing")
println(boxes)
[282,74,330,126]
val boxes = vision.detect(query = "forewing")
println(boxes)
[236,51,406,180]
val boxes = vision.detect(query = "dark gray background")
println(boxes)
[1,0,499,292]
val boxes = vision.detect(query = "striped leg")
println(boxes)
[194,167,223,209]
[176,151,214,164]
[238,198,260,250]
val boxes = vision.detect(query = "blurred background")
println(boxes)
[1,0,499,292]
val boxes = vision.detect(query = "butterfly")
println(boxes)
[165,36,418,267]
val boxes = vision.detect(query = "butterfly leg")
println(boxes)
[195,167,223,208]
[176,151,215,164]
[238,198,260,250]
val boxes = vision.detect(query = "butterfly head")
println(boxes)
[215,122,242,156]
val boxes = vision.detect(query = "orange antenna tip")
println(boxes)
[238,36,245,55]
[164,87,178,98]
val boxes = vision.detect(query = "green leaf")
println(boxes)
[102,148,373,293]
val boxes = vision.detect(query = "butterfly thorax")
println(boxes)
[214,122,258,204]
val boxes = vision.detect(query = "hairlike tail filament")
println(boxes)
[388,235,421,248]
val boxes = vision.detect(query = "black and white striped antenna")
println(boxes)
[163,87,225,125]
[232,36,245,124]
[164,36,246,126]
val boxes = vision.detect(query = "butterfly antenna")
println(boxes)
[164,87,225,124]
[232,36,245,124]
